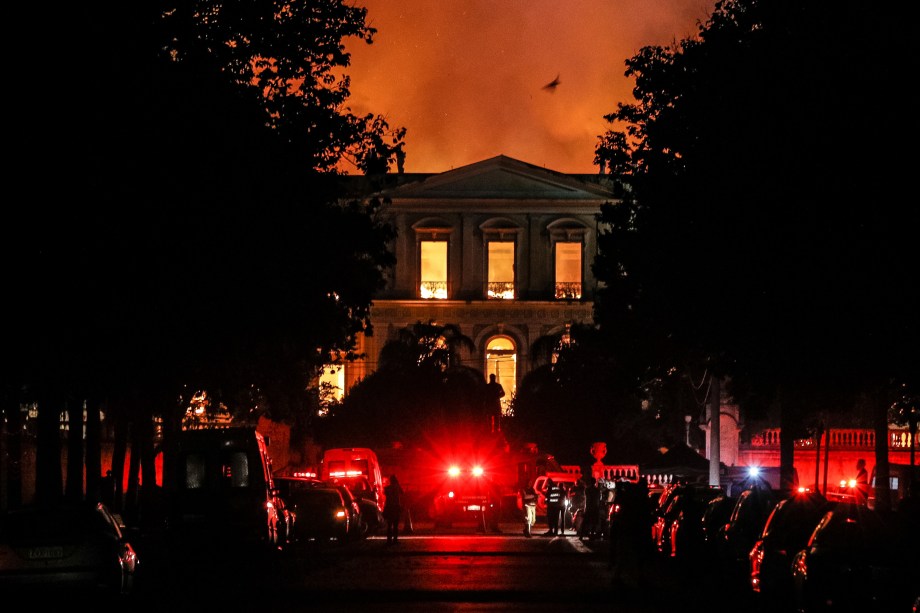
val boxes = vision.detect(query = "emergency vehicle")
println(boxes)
[319,447,386,513]
[429,461,500,530]
[533,467,582,518]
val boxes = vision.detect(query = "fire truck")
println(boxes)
[371,430,587,526]
[304,434,651,532]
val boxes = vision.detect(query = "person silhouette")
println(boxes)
[485,374,505,432]
[520,482,538,537]
[383,474,405,544]
[544,478,565,536]
[855,458,869,505]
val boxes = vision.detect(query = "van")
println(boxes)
[164,427,288,554]
[533,467,582,518]
[320,447,385,512]
[869,462,918,510]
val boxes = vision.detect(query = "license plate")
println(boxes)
[27,546,64,560]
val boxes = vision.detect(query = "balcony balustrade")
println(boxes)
[747,427,916,451]
[487,281,515,300]
[554,282,582,300]
[420,281,448,299]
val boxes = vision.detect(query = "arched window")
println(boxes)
[485,336,516,416]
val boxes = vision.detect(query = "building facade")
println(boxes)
[329,155,621,411]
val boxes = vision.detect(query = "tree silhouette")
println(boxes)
[593,0,917,498]
[318,322,486,449]
[5,1,404,509]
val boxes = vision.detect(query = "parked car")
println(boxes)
[649,483,681,543]
[0,501,139,599]
[328,481,368,541]
[701,493,737,560]
[717,485,778,583]
[334,475,385,535]
[281,485,354,545]
[791,502,920,613]
[749,490,834,607]
[276,475,373,541]
[665,485,724,560]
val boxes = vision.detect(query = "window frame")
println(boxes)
[486,239,516,300]
[553,240,583,300]
[418,234,450,299]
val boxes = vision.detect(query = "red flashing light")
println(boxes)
[448,466,461,477]
[293,471,317,478]
[471,466,484,477]
[448,491,455,499]
[330,469,365,478]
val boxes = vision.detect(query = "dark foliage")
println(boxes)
[5,1,403,504]
[593,1,918,463]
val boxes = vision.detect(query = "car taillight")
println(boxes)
[335,510,346,519]
[121,543,138,573]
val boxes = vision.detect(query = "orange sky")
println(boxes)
[343,0,716,174]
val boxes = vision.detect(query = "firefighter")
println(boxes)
[543,478,565,536]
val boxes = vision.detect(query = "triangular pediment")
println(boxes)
[384,155,616,201]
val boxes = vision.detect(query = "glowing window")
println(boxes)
[487,242,515,299]
[486,336,516,416]
[555,243,582,299]
[420,241,448,299]
[320,364,345,402]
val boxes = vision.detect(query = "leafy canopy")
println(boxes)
[593,0,917,413]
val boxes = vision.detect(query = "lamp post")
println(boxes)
[684,415,692,447]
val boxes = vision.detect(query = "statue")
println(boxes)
[590,442,607,480]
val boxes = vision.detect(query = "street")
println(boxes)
[126,519,758,612]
